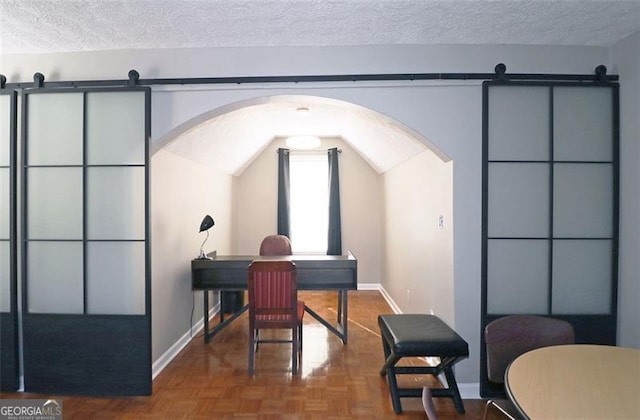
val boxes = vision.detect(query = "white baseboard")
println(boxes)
[152,302,219,379]
[356,282,380,291]
[357,283,401,314]
[457,382,481,399]
[377,285,402,314]
[436,375,480,399]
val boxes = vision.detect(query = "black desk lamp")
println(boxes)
[198,215,215,259]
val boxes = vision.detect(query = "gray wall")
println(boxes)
[382,150,454,322]
[151,149,233,362]
[3,41,638,389]
[610,31,640,349]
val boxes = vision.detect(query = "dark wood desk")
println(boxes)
[192,252,357,344]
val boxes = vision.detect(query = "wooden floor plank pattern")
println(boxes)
[1,291,492,419]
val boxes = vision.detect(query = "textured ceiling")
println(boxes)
[3,0,639,174]
[2,0,640,54]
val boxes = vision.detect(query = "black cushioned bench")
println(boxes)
[378,314,469,414]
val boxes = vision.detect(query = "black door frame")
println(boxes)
[19,86,152,396]
[480,80,620,398]
[0,90,19,391]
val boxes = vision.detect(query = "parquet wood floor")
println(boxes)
[1,291,492,419]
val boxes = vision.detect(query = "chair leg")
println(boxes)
[422,387,439,420]
[299,323,303,351]
[248,328,256,375]
[482,399,517,420]
[292,327,298,374]
[255,329,260,352]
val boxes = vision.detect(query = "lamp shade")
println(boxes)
[199,215,215,232]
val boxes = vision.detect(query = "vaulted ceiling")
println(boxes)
[160,95,431,175]
[3,1,639,174]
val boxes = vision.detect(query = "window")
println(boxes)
[289,153,328,253]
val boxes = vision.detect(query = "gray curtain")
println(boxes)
[277,148,291,237]
[327,148,342,255]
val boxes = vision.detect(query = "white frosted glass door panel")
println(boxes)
[27,93,83,165]
[0,95,9,166]
[27,167,83,239]
[552,240,611,314]
[87,242,145,315]
[554,87,612,161]
[487,240,549,314]
[27,241,83,314]
[0,242,9,312]
[488,163,549,237]
[1,96,8,312]
[87,167,145,240]
[488,86,550,161]
[0,169,8,239]
[554,164,612,237]
[86,92,146,165]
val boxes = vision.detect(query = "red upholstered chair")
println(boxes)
[259,234,292,256]
[483,315,575,419]
[255,235,296,349]
[247,260,304,375]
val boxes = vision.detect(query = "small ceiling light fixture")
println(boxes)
[285,135,321,149]
[296,106,310,115]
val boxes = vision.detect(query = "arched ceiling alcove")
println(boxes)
[157,95,448,176]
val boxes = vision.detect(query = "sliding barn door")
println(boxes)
[481,81,619,397]
[21,87,151,395]
[0,91,19,391]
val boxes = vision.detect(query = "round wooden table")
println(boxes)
[505,344,640,419]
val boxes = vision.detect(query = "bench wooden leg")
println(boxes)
[380,353,399,377]
[443,365,465,414]
[386,361,403,413]
[379,344,467,414]
[379,335,393,375]
[379,336,403,412]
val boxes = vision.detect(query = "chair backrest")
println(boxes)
[259,235,293,256]
[485,315,575,383]
[248,260,298,328]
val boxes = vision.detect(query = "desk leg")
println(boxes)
[204,291,210,343]
[303,289,349,345]
[219,291,225,323]
[202,290,248,344]
[340,290,348,344]
[337,290,343,323]
[208,304,249,340]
